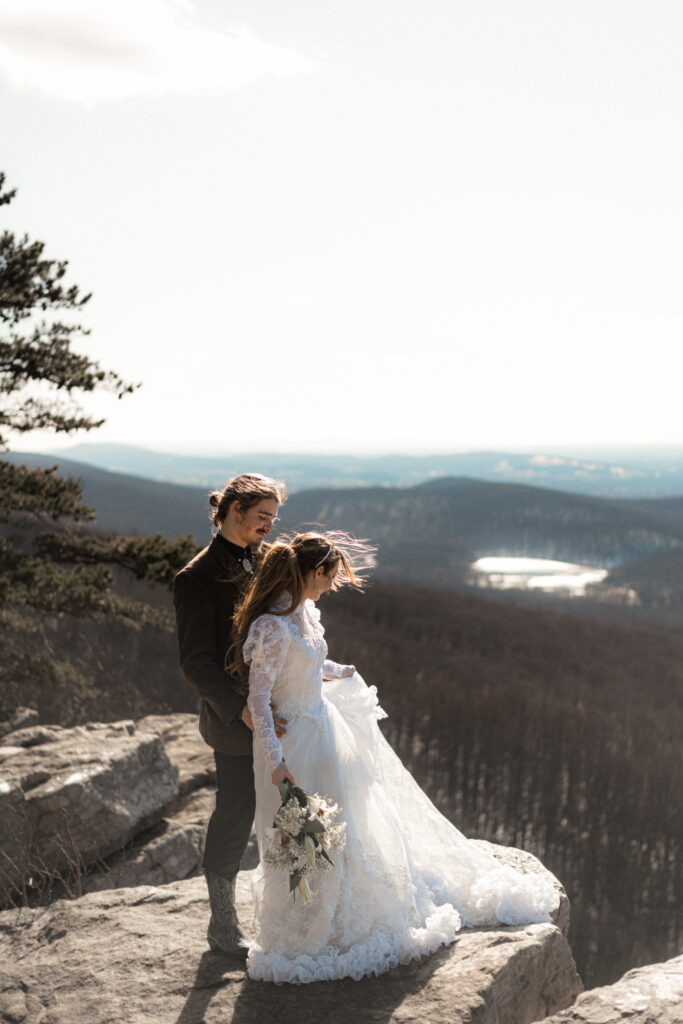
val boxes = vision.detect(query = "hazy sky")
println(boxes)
[3,0,683,455]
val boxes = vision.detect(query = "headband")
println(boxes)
[314,544,333,569]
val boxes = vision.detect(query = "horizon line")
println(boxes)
[17,440,683,460]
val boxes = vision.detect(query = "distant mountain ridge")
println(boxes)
[45,442,683,499]
[7,452,683,597]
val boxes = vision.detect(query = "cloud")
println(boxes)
[0,0,316,102]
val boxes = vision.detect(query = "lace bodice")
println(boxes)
[244,598,350,772]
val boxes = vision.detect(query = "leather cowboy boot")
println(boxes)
[204,868,251,959]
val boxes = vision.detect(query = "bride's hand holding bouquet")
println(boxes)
[272,760,296,789]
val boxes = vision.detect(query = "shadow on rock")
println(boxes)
[174,950,247,1024]
[229,946,447,1024]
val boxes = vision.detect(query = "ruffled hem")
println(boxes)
[246,902,462,985]
[458,864,557,927]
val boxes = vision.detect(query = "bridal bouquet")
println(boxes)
[263,779,347,902]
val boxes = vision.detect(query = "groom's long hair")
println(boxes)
[208,472,287,530]
[227,532,374,687]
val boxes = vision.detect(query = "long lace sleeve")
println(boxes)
[323,659,355,679]
[244,615,291,773]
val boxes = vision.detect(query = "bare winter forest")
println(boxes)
[325,584,683,990]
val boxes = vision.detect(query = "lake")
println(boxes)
[472,556,608,595]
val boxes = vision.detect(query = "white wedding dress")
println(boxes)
[244,597,558,985]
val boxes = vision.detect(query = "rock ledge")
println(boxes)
[541,953,683,1024]
[0,871,581,1024]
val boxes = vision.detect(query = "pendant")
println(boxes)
[241,558,252,574]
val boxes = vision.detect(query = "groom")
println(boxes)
[173,472,287,957]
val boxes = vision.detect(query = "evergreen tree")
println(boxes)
[0,172,197,715]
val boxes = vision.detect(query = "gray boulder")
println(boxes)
[82,785,259,894]
[74,714,218,893]
[135,713,216,795]
[0,720,178,901]
[0,870,582,1024]
[541,953,683,1023]
[0,707,39,740]
[83,785,217,892]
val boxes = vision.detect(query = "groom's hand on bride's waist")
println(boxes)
[240,704,288,737]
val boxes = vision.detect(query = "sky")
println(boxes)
[2,0,683,455]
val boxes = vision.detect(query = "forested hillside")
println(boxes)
[322,584,683,990]
[281,476,683,575]
[606,547,683,610]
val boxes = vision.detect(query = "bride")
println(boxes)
[230,532,558,984]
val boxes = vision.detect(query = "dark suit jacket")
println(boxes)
[173,535,253,756]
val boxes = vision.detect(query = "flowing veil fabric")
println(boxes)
[244,603,558,985]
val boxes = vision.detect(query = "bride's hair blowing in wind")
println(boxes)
[228,531,375,685]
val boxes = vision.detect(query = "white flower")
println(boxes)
[274,797,307,837]
[303,834,316,868]
[298,877,313,902]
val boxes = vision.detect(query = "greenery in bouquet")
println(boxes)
[263,779,346,902]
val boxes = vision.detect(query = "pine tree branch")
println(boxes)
[0,398,107,446]
[0,324,135,395]
[0,173,17,207]
[34,531,200,587]
[0,460,94,522]
[0,231,90,325]
[0,549,172,626]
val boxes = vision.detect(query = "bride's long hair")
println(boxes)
[228,531,375,685]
